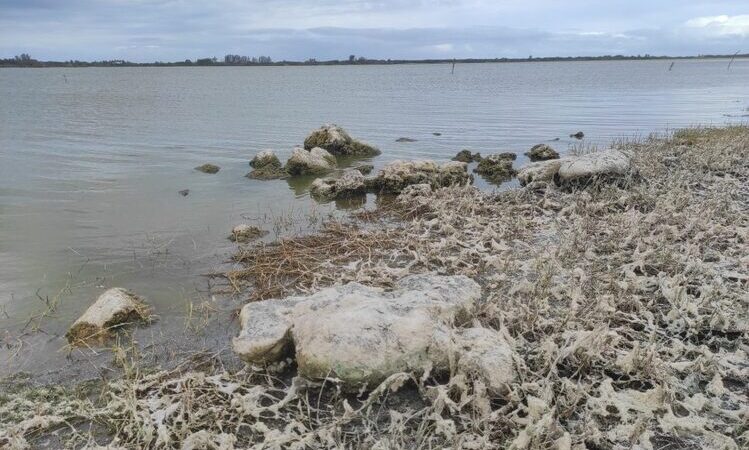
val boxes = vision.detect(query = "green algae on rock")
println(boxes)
[304,124,381,156]
[194,163,220,174]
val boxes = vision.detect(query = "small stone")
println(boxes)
[66,288,150,344]
[570,131,585,139]
[396,137,417,142]
[433,132,442,136]
[195,163,220,174]
[525,144,560,161]
[230,224,268,243]
[178,189,190,196]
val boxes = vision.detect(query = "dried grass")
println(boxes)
[2,126,748,449]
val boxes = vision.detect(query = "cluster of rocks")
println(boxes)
[246,124,378,180]
[310,160,471,201]
[233,274,516,392]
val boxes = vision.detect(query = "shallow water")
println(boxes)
[1,59,748,373]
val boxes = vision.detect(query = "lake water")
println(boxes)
[1,59,748,374]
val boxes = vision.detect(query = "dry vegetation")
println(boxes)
[2,126,748,449]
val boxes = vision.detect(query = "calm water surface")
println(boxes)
[1,60,748,372]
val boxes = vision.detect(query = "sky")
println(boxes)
[1,1,748,62]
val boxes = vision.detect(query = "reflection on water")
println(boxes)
[1,60,748,370]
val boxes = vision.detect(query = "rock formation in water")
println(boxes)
[525,144,560,161]
[195,163,220,174]
[370,160,471,193]
[473,153,517,181]
[247,150,287,179]
[285,147,338,176]
[452,149,483,163]
[304,124,380,157]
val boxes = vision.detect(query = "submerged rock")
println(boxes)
[433,132,442,136]
[570,131,585,139]
[195,163,220,174]
[310,170,366,200]
[285,147,337,176]
[66,288,150,344]
[525,144,560,161]
[396,137,417,142]
[178,189,190,197]
[304,124,380,157]
[474,153,517,181]
[233,275,482,387]
[355,164,374,175]
[230,224,268,243]
[371,160,471,194]
[452,149,482,163]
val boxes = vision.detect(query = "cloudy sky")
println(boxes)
[1,1,748,62]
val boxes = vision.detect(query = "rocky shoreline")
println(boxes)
[2,126,748,449]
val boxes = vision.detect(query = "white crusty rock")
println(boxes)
[372,160,471,193]
[309,169,366,200]
[66,288,150,344]
[557,149,632,183]
[285,147,337,176]
[455,327,516,395]
[517,159,564,186]
[233,274,482,387]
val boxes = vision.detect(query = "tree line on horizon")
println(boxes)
[2,52,748,68]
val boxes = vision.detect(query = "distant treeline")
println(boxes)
[2,53,748,68]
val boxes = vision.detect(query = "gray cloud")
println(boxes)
[0,1,747,61]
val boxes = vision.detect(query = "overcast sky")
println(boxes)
[1,1,748,62]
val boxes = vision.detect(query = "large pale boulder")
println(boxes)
[310,169,367,200]
[233,275,482,387]
[557,149,632,184]
[371,160,471,193]
[304,124,381,157]
[517,160,564,186]
[285,147,337,176]
[66,288,150,344]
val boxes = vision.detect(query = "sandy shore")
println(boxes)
[2,126,747,449]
